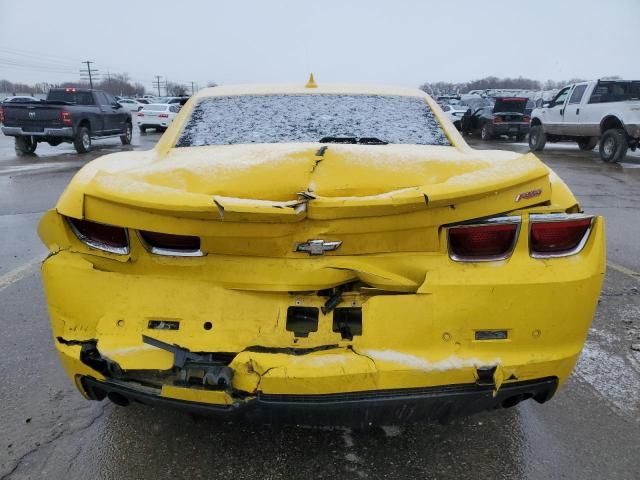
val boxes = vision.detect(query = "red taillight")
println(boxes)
[448,222,518,261]
[530,217,592,257]
[493,115,503,123]
[158,113,169,118]
[522,115,530,123]
[0,106,4,124]
[137,112,145,116]
[139,231,201,255]
[65,87,77,92]
[67,218,129,254]
[60,110,72,126]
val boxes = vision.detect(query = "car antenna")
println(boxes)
[305,72,318,89]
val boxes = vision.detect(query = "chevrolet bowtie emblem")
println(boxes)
[294,239,342,256]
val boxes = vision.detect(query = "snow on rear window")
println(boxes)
[175,94,450,147]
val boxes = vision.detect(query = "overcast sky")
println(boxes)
[1,0,638,91]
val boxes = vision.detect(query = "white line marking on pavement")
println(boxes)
[0,257,42,292]
[607,262,640,281]
[0,161,84,176]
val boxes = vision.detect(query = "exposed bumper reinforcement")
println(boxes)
[81,376,558,426]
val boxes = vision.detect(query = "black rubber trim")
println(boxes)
[81,376,558,426]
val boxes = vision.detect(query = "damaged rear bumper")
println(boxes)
[81,376,557,426]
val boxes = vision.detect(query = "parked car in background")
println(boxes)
[457,95,492,111]
[142,94,156,100]
[461,97,530,141]
[136,103,179,132]
[3,96,41,103]
[530,79,640,162]
[38,82,604,425]
[0,87,132,154]
[154,96,184,106]
[136,98,150,104]
[117,98,145,112]
[440,104,467,130]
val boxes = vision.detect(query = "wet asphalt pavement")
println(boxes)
[0,132,639,479]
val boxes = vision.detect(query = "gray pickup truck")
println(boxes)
[0,88,132,155]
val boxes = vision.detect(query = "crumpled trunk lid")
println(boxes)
[82,143,549,221]
[58,143,551,258]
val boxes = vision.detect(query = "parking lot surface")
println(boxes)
[1,133,639,479]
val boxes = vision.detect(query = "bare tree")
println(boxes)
[166,81,187,96]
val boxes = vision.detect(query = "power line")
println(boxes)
[153,75,166,96]
[80,61,97,89]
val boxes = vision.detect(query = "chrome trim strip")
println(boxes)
[1,126,74,137]
[448,216,521,263]
[529,214,594,259]
[66,217,129,255]
[137,232,206,257]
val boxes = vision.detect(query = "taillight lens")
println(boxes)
[139,231,202,256]
[67,218,129,254]
[158,113,169,118]
[522,115,530,123]
[530,216,592,257]
[448,221,519,261]
[60,110,72,126]
[137,112,145,116]
[493,115,502,123]
[0,106,4,123]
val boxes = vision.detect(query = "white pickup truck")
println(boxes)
[529,80,640,162]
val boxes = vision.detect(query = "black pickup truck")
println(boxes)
[0,88,132,155]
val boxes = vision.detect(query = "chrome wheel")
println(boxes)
[602,137,615,157]
[82,132,90,149]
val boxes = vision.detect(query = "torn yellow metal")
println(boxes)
[38,83,606,412]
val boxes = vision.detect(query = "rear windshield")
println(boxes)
[143,104,169,111]
[175,94,450,147]
[589,81,640,103]
[47,90,94,105]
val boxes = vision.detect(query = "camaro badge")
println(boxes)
[515,188,542,202]
[294,239,342,256]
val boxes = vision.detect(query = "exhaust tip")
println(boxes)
[107,392,130,407]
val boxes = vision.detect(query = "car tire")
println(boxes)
[529,125,546,151]
[73,126,91,154]
[480,123,493,141]
[120,122,132,145]
[15,136,37,156]
[599,129,628,163]
[139,126,146,134]
[453,120,461,131]
[577,137,598,151]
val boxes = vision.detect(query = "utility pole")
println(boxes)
[80,61,97,89]
[154,75,163,96]
[191,81,195,95]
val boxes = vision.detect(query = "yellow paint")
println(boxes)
[161,385,236,405]
[38,84,606,408]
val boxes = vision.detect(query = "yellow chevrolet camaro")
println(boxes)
[38,80,605,425]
